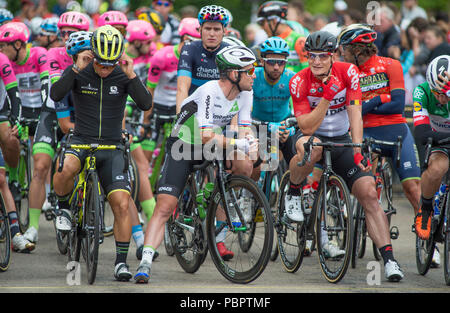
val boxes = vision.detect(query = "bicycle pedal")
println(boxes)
[390,226,399,240]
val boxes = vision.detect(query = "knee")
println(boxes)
[113,197,130,218]
[32,158,51,179]
[0,172,6,187]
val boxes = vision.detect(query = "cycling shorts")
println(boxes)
[33,110,64,158]
[293,133,372,191]
[363,123,421,182]
[22,107,40,137]
[0,98,10,123]
[64,135,131,197]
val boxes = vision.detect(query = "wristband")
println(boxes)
[354,152,371,167]
[72,64,81,73]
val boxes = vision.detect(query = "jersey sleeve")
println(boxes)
[412,85,430,127]
[147,50,165,89]
[0,52,18,90]
[194,88,214,132]
[290,71,311,117]
[343,63,362,106]
[387,59,405,91]
[177,41,194,78]
[35,47,49,78]
[47,48,63,84]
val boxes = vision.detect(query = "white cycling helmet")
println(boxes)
[216,45,256,73]
[426,55,450,92]
[222,36,246,47]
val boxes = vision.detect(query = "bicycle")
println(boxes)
[13,117,39,233]
[415,137,450,284]
[58,131,130,284]
[0,193,10,272]
[351,136,402,269]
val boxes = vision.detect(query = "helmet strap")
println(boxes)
[267,18,280,36]
[10,41,22,63]
[226,70,242,93]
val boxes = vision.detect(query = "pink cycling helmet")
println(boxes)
[57,11,90,31]
[178,17,200,38]
[0,22,30,43]
[97,11,128,27]
[126,20,155,42]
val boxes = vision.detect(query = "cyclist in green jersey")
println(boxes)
[256,1,308,73]
[413,56,450,243]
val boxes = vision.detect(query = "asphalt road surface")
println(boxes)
[1,195,450,297]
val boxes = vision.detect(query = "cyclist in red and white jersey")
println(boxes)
[288,31,404,282]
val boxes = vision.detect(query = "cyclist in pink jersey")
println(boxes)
[22,11,90,245]
[0,51,35,252]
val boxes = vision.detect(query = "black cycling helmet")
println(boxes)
[305,31,337,53]
[256,1,288,36]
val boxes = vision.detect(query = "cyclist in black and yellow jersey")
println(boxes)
[50,25,152,281]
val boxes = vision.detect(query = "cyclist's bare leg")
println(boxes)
[420,152,448,199]
[0,168,17,214]
[53,154,81,196]
[0,123,19,168]
[352,175,391,248]
[289,136,323,184]
[401,178,421,215]
[108,191,132,242]
[28,153,52,210]
[131,146,154,220]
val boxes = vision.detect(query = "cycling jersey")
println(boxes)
[50,63,152,142]
[147,44,179,107]
[177,40,229,95]
[46,46,73,112]
[413,82,450,133]
[11,46,49,109]
[278,27,308,73]
[252,66,295,122]
[171,80,252,145]
[359,55,406,128]
[0,52,21,122]
[160,14,180,46]
[290,62,362,137]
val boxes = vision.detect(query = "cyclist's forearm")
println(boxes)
[50,66,76,102]
[176,76,191,114]
[127,76,152,111]
[40,74,50,110]
[297,98,329,135]
[347,104,363,153]
[371,89,405,115]
[6,86,21,121]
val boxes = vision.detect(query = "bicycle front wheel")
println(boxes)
[351,200,366,268]
[444,195,450,285]
[206,175,273,284]
[16,147,31,233]
[0,195,11,272]
[84,173,101,284]
[315,174,353,283]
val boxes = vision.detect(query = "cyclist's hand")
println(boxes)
[11,123,19,138]
[120,53,136,80]
[354,152,372,172]
[322,75,342,101]
[76,50,94,71]
[278,122,289,143]
[246,135,259,160]
[437,71,450,97]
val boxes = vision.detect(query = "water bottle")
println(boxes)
[196,182,214,220]
[434,183,448,217]
[228,201,242,227]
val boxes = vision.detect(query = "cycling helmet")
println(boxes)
[337,23,377,46]
[257,1,288,20]
[222,35,246,47]
[82,0,100,15]
[58,11,90,31]
[97,11,128,27]
[260,36,289,57]
[137,8,165,35]
[0,8,13,25]
[198,5,229,26]
[126,19,155,42]
[178,17,200,38]
[426,55,450,92]
[66,31,92,56]
[320,22,342,38]
[216,45,256,72]
[91,25,124,66]
[40,17,59,35]
[112,0,130,11]
[30,17,44,36]
[305,31,337,53]
[0,22,30,43]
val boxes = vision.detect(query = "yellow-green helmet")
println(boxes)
[91,25,124,66]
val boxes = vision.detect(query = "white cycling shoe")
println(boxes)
[285,194,304,222]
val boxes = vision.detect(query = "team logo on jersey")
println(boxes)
[81,83,98,95]
[413,101,422,112]
[229,101,239,113]
[109,86,119,95]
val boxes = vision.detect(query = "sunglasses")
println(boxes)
[431,89,446,97]
[60,30,76,38]
[236,67,255,76]
[307,52,332,61]
[155,0,170,7]
[263,58,287,66]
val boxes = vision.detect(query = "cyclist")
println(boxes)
[137,8,166,50]
[50,25,152,281]
[23,11,90,245]
[413,56,450,245]
[0,21,49,202]
[151,0,180,46]
[0,51,34,253]
[256,1,308,74]
[0,8,13,26]
[134,45,258,283]
[175,5,235,259]
[97,11,128,37]
[35,17,62,49]
[288,31,404,281]
[337,24,421,214]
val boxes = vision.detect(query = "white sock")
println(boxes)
[141,246,155,265]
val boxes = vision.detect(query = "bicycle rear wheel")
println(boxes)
[164,222,175,256]
[444,195,450,285]
[315,175,353,283]
[351,201,366,268]
[84,173,101,284]
[16,146,31,233]
[276,171,305,273]
[267,165,284,261]
[0,195,11,272]
[206,175,273,284]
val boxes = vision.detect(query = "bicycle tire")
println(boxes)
[84,172,101,284]
[101,196,114,237]
[51,157,69,256]
[129,156,140,209]
[444,192,450,285]
[315,174,353,283]
[206,175,273,284]
[276,170,305,273]
[16,146,31,233]
[0,194,11,272]
[268,166,284,261]
[351,201,366,268]
[164,222,175,256]
[169,177,207,273]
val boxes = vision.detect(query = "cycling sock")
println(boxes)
[132,224,145,247]
[421,196,433,211]
[288,182,302,196]
[115,241,130,265]
[379,244,394,265]
[29,208,41,230]
[56,193,71,211]
[8,212,20,237]
[141,198,156,221]
[141,245,155,265]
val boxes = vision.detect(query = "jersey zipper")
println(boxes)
[99,78,103,139]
